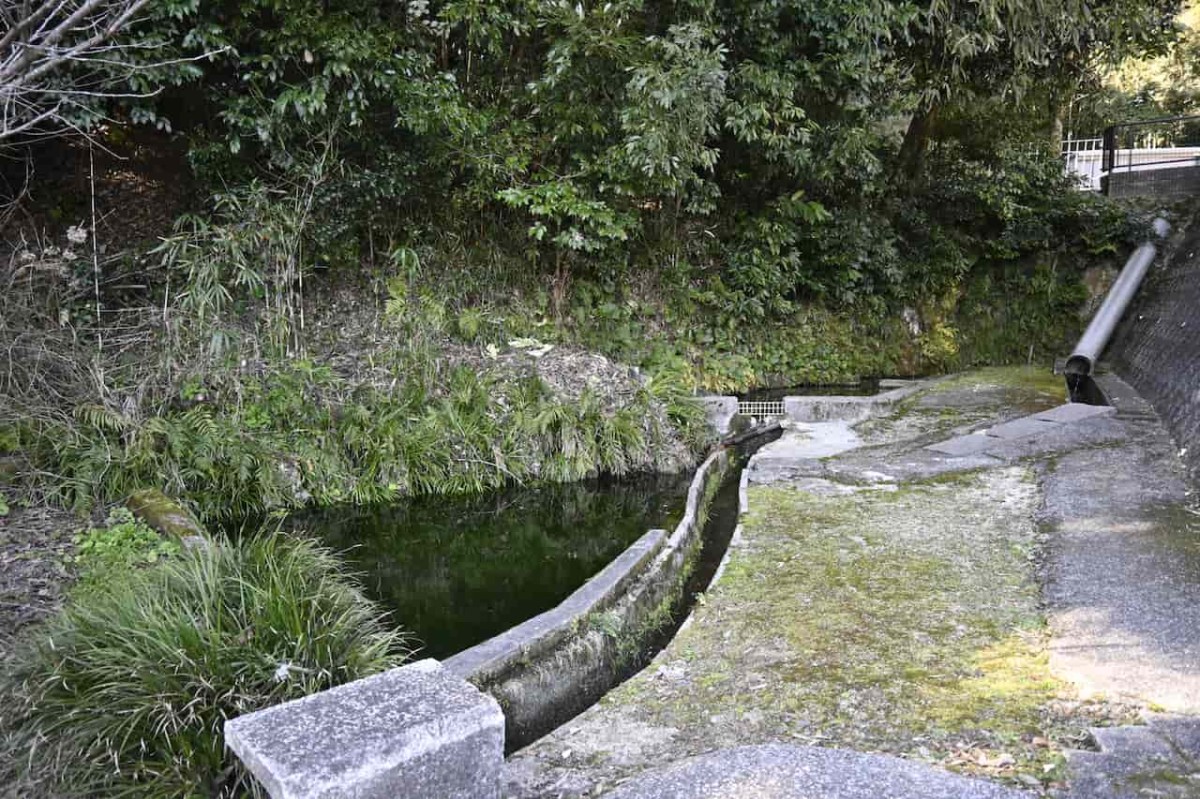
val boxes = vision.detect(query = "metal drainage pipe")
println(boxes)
[1065,217,1171,379]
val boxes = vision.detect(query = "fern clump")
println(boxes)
[2,533,410,798]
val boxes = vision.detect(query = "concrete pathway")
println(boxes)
[1035,379,1200,797]
[602,744,1029,799]
[503,369,1200,798]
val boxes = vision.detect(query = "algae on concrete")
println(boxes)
[857,366,1067,447]
[503,367,1144,799]
[507,467,1131,797]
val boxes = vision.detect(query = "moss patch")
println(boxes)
[517,467,1132,795]
[712,473,1073,784]
[125,488,206,540]
[858,366,1067,446]
[931,366,1068,409]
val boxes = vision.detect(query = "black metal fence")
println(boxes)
[1102,115,1200,199]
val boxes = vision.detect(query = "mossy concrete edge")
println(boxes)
[445,425,780,749]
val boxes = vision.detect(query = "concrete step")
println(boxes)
[1144,713,1200,755]
[1065,717,1200,798]
[1062,751,1123,799]
[1089,725,1175,759]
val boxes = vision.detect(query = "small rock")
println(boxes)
[181,535,212,552]
[126,489,205,540]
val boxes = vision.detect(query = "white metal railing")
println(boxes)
[1064,150,1104,191]
[1062,139,1200,192]
[1062,137,1103,154]
[1105,146,1200,172]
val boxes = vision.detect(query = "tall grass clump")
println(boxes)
[2,533,410,798]
[36,357,704,524]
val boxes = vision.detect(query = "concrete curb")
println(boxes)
[783,380,927,423]
[442,526,668,683]
[446,448,731,747]
[444,424,781,748]
[225,659,505,799]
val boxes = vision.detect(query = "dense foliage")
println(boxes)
[72,507,180,578]
[40,356,704,523]
[96,0,1178,299]
[2,533,410,797]
[0,0,1181,517]
[0,6,1188,798]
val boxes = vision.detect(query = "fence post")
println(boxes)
[1101,125,1117,196]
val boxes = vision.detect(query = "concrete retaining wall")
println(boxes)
[783,381,925,423]
[1110,215,1200,482]
[1106,165,1200,202]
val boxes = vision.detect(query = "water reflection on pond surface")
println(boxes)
[290,473,691,659]
[738,379,885,402]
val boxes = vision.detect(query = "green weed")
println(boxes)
[2,532,409,797]
[72,507,180,582]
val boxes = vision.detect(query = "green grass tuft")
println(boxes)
[2,532,410,798]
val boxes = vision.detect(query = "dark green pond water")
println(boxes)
[738,379,883,402]
[290,473,691,659]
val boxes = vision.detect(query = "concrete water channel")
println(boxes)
[226,214,1200,798]
[225,365,1200,798]
[504,368,1200,799]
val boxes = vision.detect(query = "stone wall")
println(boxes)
[1110,215,1200,483]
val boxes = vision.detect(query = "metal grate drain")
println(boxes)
[737,401,785,417]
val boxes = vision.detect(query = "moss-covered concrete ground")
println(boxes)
[856,366,1068,448]
[504,369,1137,798]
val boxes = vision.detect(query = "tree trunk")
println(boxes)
[1048,93,1066,153]
[898,102,939,180]
[551,252,569,322]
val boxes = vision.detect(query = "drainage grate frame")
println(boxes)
[737,400,785,417]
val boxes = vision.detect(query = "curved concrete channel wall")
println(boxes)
[225,425,781,798]
[444,437,746,749]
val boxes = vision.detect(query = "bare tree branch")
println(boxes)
[0,0,215,141]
